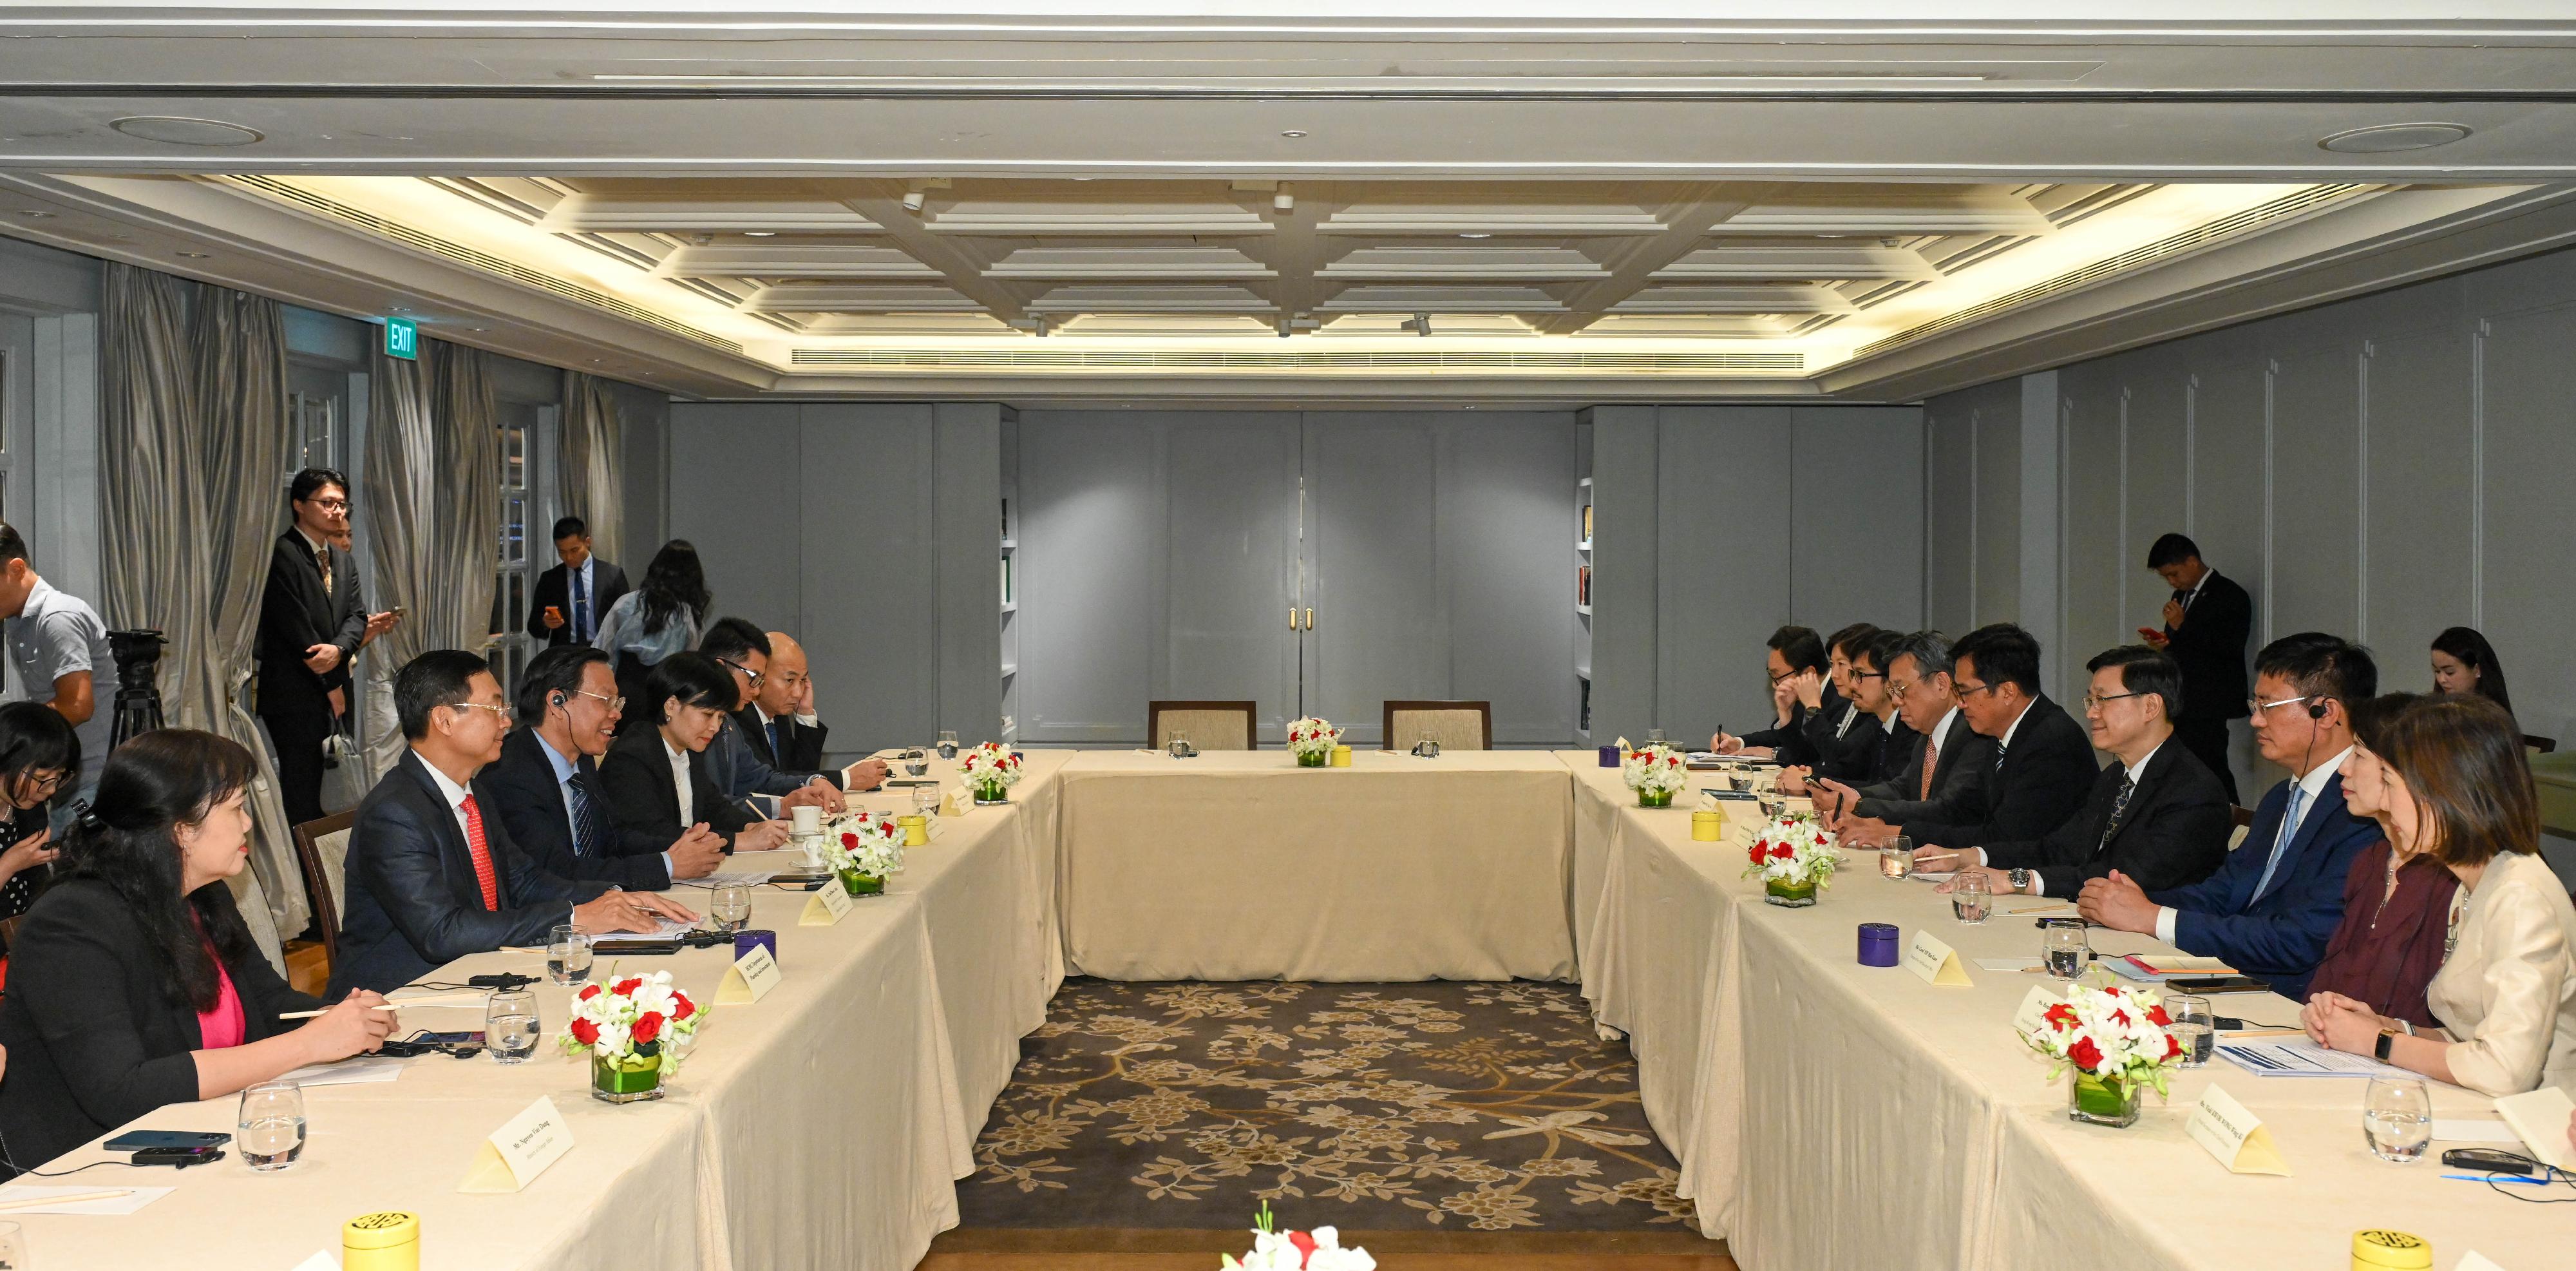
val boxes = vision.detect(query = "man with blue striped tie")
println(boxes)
[526,517,631,650]
[486,644,726,888]
[2079,633,2381,1000]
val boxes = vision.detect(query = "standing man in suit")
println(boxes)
[1819,630,1994,846]
[257,469,399,826]
[1931,645,2231,897]
[484,645,727,891]
[2140,533,2252,805]
[525,517,630,651]
[328,649,693,997]
[600,652,790,852]
[2079,633,2381,999]
[1904,624,2098,862]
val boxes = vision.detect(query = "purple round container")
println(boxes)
[1598,745,1619,767]
[1857,922,1900,967]
[734,928,779,962]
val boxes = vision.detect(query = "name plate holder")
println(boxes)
[715,944,782,1005]
[459,1096,573,1193]
[2184,1084,2290,1176]
[1905,930,1974,986]
[800,880,854,926]
[2011,984,2058,1035]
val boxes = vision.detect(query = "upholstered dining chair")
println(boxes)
[1383,700,1493,752]
[1148,700,1258,750]
[2526,734,2558,756]
[291,809,359,969]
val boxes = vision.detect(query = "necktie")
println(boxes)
[569,565,589,642]
[769,719,784,763]
[2251,784,2308,904]
[568,769,611,859]
[1919,736,1940,799]
[2098,773,2137,851]
[459,793,500,910]
[1994,741,2008,772]
[316,544,334,598]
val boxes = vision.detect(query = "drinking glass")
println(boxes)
[1645,728,1667,745]
[1951,870,1992,924]
[1757,792,1787,821]
[1728,768,1754,793]
[712,884,752,933]
[547,924,592,988]
[902,748,930,778]
[911,783,940,817]
[2168,993,2215,1068]
[238,1080,307,1171]
[2041,918,2090,978]
[1168,730,1191,758]
[936,730,960,760]
[486,988,540,1064]
[0,1220,26,1270]
[2363,1076,2433,1163]
[1880,837,1914,880]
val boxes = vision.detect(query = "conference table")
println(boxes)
[10,743,2568,1270]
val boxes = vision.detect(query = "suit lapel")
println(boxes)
[2099,746,2168,850]
[399,752,478,907]
[2235,782,2295,909]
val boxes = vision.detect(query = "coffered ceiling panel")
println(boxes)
[654,244,936,279]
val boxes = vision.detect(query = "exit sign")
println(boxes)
[383,316,419,360]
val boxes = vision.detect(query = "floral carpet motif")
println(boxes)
[958,979,1696,1232]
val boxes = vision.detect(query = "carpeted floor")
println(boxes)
[957,979,1699,1235]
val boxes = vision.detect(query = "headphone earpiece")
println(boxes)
[2307,699,2329,720]
[551,692,567,707]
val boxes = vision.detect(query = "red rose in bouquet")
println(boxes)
[569,1018,600,1046]
[632,1011,663,1044]
[2067,1036,2103,1072]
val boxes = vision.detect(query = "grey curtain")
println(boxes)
[559,372,626,569]
[360,341,501,781]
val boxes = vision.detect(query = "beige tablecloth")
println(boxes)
[1057,749,1578,981]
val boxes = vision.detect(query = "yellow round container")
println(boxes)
[1690,810,1725,841]
[344,1210,421,1271]
[1329,745,1352,767]
[2351,1230,2430,1270]
[896,814,929,846]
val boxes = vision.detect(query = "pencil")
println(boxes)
[0,1189,132,1210]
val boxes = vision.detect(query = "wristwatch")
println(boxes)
[2007,868,2032,895]
[2374,1027,2398,1062]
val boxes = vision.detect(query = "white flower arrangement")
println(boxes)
[1220,1204,1374,1271]
[823,812,907,881]
[1620,741,1690,796]
[562,970,702,1072]
[2022,981,2185,1098]
[1285,716,1341,760]
[1739,809,1841,889]
[958,741,1022,793]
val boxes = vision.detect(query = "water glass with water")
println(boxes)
[238,1079,306,1171]
[2168,993,2215,1068]
[2041,918,2090,978]
[1880,836,1915,880]
[937,730,960,760]
[712,884,752,933]
[548,924,592,988]
[486,988,540,1064]
[0,1219,29,1270]
[1951,870,1993,924]
[2364,1076,2433,1163]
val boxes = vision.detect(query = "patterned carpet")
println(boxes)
[958,979,1697,1233]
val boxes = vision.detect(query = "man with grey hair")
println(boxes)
[1813,629,1994,848]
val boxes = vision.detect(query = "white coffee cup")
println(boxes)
[791,804,822,835]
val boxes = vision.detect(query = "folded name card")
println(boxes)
[2012,984,2059,1035]
[2456,1253,2508,1271]
[2183,1084,2288,1175]
[716,943,782,1005]
[459,1096,573,1194]
[799,881,853,926]
[1905,930,1973,986]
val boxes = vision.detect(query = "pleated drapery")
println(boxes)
[358,341,500,783]
[558,371,625,569]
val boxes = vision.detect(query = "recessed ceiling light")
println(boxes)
[2318,122,2472,153]
[175,251,211,259]
[17,209,54,218]
[1459,233,1492,239]
[743,230,777,237]
[109,115,265,147]
[1280,129,1307,139]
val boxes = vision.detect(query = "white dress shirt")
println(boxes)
[663,736,696,826]
[415,751,479,848]
[1969,699,2041,868]
[2152,745,2351,942]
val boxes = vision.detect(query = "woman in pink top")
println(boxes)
[0,731,400,1176]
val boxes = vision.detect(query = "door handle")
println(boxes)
[1290,606,1300,631]
[1303,608,1315,631]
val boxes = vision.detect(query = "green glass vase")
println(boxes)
[1296,751,1329,767]
[1638,788,1674,808]
[592,1050,665,1104]
[2067,1070,2143,1128]
[838,869,886,897]
[1765,876,1819,907]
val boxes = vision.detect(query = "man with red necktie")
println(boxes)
[327,649,696,998]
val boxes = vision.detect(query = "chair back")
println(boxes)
[2226,804,2254,852]
[292,810,359,966]
[2526,734,2558,756]
[1148,701,1258,751]
[1384,700,1493,752]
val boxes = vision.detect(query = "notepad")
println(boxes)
[2125,954,2239,977]
[2494,1085,2576,1172]
[278,1053,410,1087]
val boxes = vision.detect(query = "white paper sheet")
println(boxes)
[2434,1118,2520,1143]
[2216,1038,2411,1078]
[277,1053,410,1087]
[0,1185,176,1215]
[1975,957,2046,972]
[690,869,780,889]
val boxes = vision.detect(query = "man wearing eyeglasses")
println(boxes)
[2076,634,2380,1000]
[1900,623,2097,870]
[484,645,728,889]
[1929,645,2231,899]
[1815,630,1996,847]
[697,618,881,815]
[256,468,401,825]
[0,521,115,813]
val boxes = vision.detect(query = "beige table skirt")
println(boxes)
[1057,749,1578,981]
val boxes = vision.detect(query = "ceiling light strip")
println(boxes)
[788,348,1802,373]
[221,175,743,356]
[1851,184,2367,361]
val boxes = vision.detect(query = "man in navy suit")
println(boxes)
[2079,633,2380,1001]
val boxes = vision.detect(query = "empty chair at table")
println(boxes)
[1148,700,1258,750]
[1384,700,1492,752]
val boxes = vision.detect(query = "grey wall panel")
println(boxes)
[933,403,1003,740]
[1658,406,1792,742]
[1789,405,1925,634]
[2122,368,2192,645]
[1163,416,1302,729]
[668,403,804,636]
[1925,398,1978,635]
[2361,330,2474,665]
[1436,412,1577,746]
[1585,406,1660,741]
[1973,392,2023,624]
[1305,416,1444,746]
[2266,347,2363,640]
[795,403,938,749]
[1014,415,1157,743]
[2056,370,2128,683]
[2478,302,2576,742]
[2187,361,2268,636]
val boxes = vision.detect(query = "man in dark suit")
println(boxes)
[1800,624,1887,784]
[2141,532,2253,805]
[1933,645,2231,898]
[524,516,630,650]
[257,469,399,825]
[735,630,880,781]
[1836,629,1917,787]
[600,651,790,852]
[1820,630,1996,845]
[1904,624,2098,861]
[2081,634,2381,999]
[484,645,727,891]
[328,649,694,998]
[1711,625,1831,766]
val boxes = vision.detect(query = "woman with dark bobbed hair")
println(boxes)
[0,730,395,1176]
[2429,626,2513,718]
[0,701,79,968]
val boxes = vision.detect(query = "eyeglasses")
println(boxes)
[303,497,350,513]
[1888,677,1917,700]
[1955,680,2002,699]
[2248,693,2316,716]
[21,770,66,796]
[2082,690,2146,711]
[716,657,766,690]
[1852,670,1888,682]
[571,688,626,713]
[444,700,513,720]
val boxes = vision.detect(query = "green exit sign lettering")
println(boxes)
[383,316,419,360]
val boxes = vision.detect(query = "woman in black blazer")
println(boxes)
[0,702,79,964]
[0,730,397,1176]
[598,651,761,848]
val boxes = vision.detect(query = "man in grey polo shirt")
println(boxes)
[0,522,115,809]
